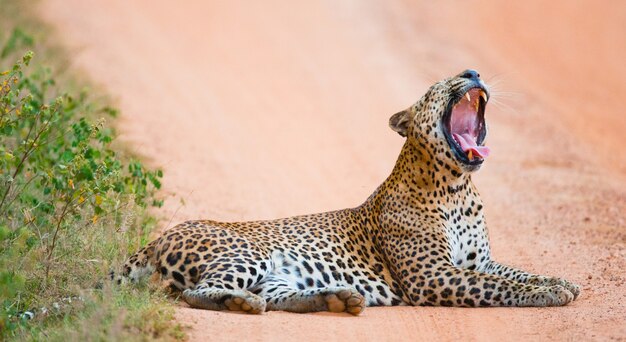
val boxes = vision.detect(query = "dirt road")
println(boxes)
[39,1,625,340]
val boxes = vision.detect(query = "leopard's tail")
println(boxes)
[109,239,158,285]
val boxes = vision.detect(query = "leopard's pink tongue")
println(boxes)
[453,133,491,159]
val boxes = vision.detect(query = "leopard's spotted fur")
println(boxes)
[115,70,580,315]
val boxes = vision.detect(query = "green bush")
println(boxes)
[0,28,177,340]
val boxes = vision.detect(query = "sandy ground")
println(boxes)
[39,1,626,341]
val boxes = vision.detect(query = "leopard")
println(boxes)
[114,69,581,315]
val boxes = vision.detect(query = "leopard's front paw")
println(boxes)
[325,288,366,316]
[554,278,580,300]
[526,285,574,307]
[530,277,581,300]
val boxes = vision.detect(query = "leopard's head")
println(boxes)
[390,69,490,173]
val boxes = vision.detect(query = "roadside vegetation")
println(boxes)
[0,1,183,340]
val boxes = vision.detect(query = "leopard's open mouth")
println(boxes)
[443,86,489,166]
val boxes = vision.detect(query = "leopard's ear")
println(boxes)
[389,109,410,137]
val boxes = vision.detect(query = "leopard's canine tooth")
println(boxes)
[480,90,487,102]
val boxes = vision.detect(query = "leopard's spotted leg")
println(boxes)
[385,232,574,307]
[480,260,581,299]
[252,276,366,315]
[183,280,266,314]
[404,264,574,307]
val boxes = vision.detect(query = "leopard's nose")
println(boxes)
[458,69,480,81]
